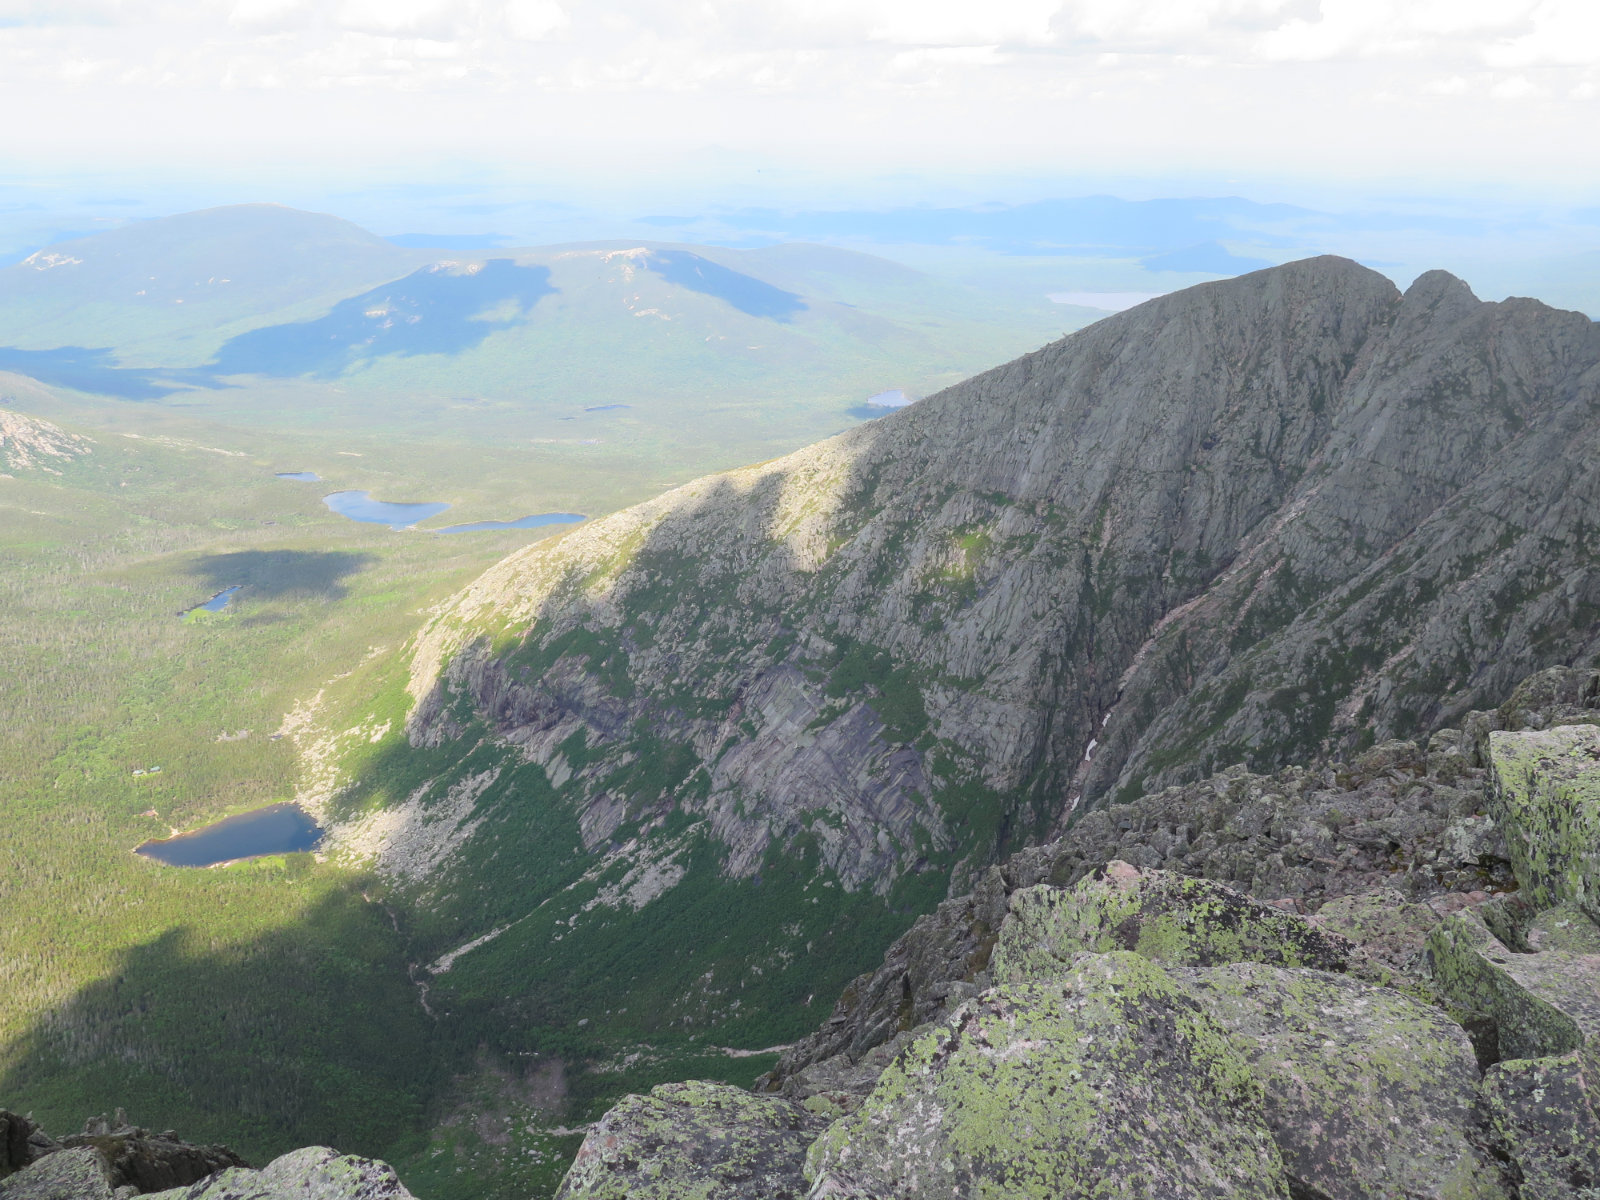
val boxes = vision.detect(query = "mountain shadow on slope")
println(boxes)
[640,251,806,320]
[0,887,434,1167]
[0,347,220,400]
[189,550,374,601]
[208,260,556,378]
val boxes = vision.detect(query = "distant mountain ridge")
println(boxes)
[0,206,1070,421]
[290,256,1600,1073]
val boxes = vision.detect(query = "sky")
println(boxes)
[1,0,1598,206]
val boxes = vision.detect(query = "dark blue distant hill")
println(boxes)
[1139,242,1273,275]
[210,259,556,377]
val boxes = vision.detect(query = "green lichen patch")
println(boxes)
[1526,902,1600,955]
[555,1081,822,1200]
[1482,1051,1600,1199]
[1424,908,1600,1064]
[0,1148,113,1200]
[1182,962,1509,1200]
[804,952,1289,1200]
[990,865,1354,985]
[1487,726,1600,921]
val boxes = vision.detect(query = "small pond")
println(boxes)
[182,585,242,616]
[866,389,914,409]
[136,802,323,867]
[438,513,585,534]
[275,471,321,482]
[324,490,451,530]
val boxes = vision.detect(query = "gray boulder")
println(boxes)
[142,1147,413,1200]
[0,1113,54,1180]
[0,1147,113,1200]
[556,1080,823,1200]
[1182,962,1508,1200]
[1483,1052,1600,1200]
[804,952,1289,1200]
[1426,906,1600,1064]
[990,863,1355,984]
[1487,725,1600,920]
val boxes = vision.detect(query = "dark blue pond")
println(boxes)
[324,490,450,529]
[137,802,322,867]
[276,471,320,482]
[437,513,585,534]
[182,585,242,616]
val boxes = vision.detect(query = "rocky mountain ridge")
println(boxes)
[393,255,1600,910]
[255,256,1600,1123]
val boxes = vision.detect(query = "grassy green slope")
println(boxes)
[0,205,433,365]
[0,401,538,1174]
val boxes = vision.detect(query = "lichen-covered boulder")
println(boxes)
[1483,1052,1600,1200]
[1310,887,1440,975]
[1525,902,1600,954]
[1182,962,1510,1200]
[1426,907,1600,1063]
[142,1146,415,1200]
[556,1080,823,1200]
[1487,726,1600,919]
[0,1146,114,1200]
[804,952,1289,1200]
[990,864,1353,985]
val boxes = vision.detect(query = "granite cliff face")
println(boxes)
[389,256,1600,913]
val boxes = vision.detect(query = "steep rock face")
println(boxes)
[392,257,1600,919]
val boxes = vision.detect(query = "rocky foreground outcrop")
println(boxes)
[0,1111,412,1200]
[556,688,1600,1199]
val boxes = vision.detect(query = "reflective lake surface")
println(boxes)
[275,471,320,482]
[182,585,242,616]
[866,389,913,408]
[136,802,323,867]
[437,513,585,534]
[323,490,450,529]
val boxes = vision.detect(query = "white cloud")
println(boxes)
[0,0,1594,190]
[504,0,567,40]
[1484,0,1600,68]
[1489,73,1545,99]
[228,0,310,27]
[335,0,462,37]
